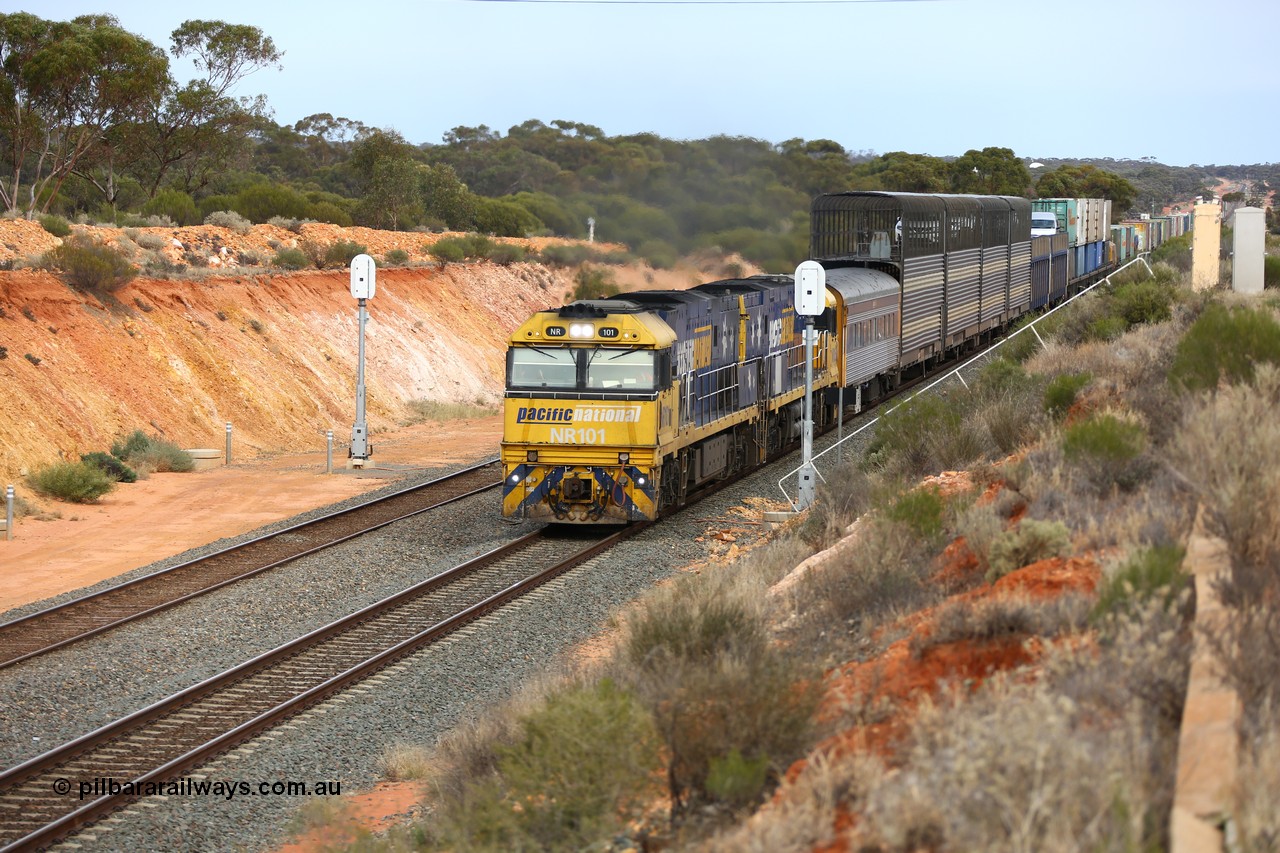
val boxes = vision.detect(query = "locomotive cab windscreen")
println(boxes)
[506,346,672,393]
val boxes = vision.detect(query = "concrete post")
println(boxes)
[1231,207,1265,294]
[326,430,334,474]
[225,422,232,464]
[1191,203,1222,291]
[4,485,12,541]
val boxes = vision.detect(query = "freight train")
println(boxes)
[500,191,1164,524]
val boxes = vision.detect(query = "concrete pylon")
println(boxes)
[1192,203,1222,291]
[1231,207,1265,294]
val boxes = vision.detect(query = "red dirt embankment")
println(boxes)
[0,263,546,485]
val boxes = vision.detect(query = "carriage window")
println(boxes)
[586,348,656,390]
[508,347,578,389]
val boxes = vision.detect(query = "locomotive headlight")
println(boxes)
[569,323,594,339]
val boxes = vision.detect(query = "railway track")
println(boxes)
[0,524,639,852]
[0,460,501,671]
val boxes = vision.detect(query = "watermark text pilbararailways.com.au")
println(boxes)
[53,777,342,801]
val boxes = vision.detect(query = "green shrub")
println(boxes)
[987,518,1072,581]
[626,584,765,667]
[307,200,352,227]
[865,393,983,478]
[886,485,947,541]
[1085,313,1127,342]
[323,240,366,268]
[486,242,526,265]
[473,196,543,237]
[539,243,594,267]
[197,194,237,220]
[27,461,115,503]
[203,210,253,235]
[142,188,199,226]
[1062,413,1146,465]
[41,236,137,292]
[459,232,497,258]
[1001,316,1044,362]
[638,239,679,270]
[234,183,311,223]
[973,357,1037,400]
[38,214,71,237]
[271,248,309,270]
[1111,279,1174,328]
[1169,303,1280,391]
[705,748,771,809]
[80,451,138,483]
[427,239,465,263]
[110,430,194,473]
[1043,372,1091,419]
[433,679,658,850]
[383,248,409,265]
[1093,544,1189,621]
[572,267,619,300]
[1062,413,1149,491]
[623,571,817,810]
[1265,255,1280,289]
[110,429,150,460]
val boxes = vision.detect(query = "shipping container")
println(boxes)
[1033,198,1080,246]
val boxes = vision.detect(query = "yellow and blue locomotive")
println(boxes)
[502,276,819,522]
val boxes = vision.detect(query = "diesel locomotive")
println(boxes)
[501,190,1140,524]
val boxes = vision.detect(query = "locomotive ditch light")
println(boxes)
[527,450,539,462]
[636,475,647,486]
[509,473,521,484]
[618,452,629,463]
[569,323,594,339]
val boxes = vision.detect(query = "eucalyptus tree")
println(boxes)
[0,12,167,216]
[127,19,282,198]
[1034,164,1137,213]
[949,147,1033,196]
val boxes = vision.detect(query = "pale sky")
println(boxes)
[9,0,1278,167]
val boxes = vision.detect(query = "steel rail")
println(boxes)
[0,523,640,852]
[0,458,501,670]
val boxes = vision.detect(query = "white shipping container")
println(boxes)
[1102,200,1112,236]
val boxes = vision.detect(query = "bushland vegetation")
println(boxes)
[11,13,1239,277]
[297,275,1279,851]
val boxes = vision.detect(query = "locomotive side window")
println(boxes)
[587,348,657,390]
[508,347,578,389]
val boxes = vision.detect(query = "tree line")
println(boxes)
[2,12,1244,271]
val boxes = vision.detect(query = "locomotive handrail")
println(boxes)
[776,254,1156,510]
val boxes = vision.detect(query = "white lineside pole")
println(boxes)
[794,260,826,510]
[349,254,377,467]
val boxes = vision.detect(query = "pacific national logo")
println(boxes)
[516,405,641,424]
[515,406,574,424]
